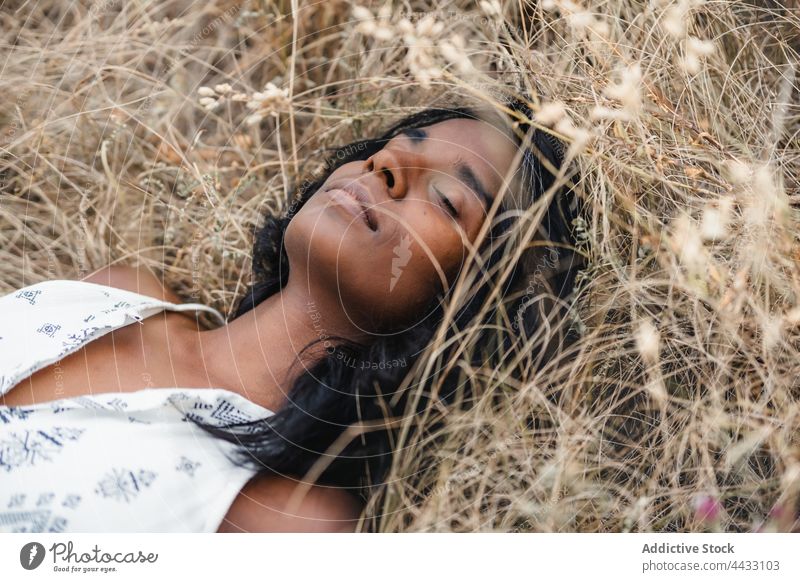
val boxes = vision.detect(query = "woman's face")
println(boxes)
[285,117,520,334]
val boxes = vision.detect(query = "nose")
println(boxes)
[366,146,413,200]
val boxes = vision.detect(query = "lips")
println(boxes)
[326,184,378,231]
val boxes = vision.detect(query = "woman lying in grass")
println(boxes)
[0,98,583,532]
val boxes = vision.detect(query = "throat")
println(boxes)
[194,283,365,413]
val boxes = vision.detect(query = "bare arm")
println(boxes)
[81,265,183,304]
[217,474,364,533]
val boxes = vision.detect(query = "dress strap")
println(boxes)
[160,301,227,326]
[76,280,227,326]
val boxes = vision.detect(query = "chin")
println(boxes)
[286,213,350,265]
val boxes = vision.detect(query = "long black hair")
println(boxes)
[188,97,585,511]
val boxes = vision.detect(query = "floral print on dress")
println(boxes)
[0,491,79,533]
[14,289,42,305]
[175,456,201,477]
[70,396,113,411]
[171,394,261,433]
[105,397,128,411]
[36,323,61,338]
[95,468,157,503]
[0,279,270,532]
[0,426,85,472]
[100,301,133,315]
[0,407,35,424]
[0,508,69,532]
[61,326,102,351]
[62,494,81,509]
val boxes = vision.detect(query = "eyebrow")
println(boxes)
[456,162,493,211]
[399,127,427,143]
[400,127,494,210]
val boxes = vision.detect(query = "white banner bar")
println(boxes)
[1,533,797,581]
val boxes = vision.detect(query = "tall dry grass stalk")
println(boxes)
[1,0,798,532]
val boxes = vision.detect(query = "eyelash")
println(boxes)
[434,186,458,218]
[398,129,458,218]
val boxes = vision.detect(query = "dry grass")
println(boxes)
[1,0,799,532]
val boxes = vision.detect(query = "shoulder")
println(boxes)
[217,474,364,533]
[81,265,183,304]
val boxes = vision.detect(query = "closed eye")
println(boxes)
[434,186,458,218]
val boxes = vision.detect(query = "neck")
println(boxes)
[189,277,367,412]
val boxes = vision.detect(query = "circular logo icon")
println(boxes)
[20,542,46,570]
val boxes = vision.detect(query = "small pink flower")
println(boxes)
[693,494,721,523]
[768,503,784,519]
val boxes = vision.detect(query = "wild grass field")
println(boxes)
[1,0,799,532]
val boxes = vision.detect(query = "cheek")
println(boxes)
[383,228,466,308]
[416,238,464,289]
[284,201,369,269]
[335,230,466,330]
[284,198,468,330]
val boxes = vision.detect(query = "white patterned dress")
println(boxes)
[0,280,274,532]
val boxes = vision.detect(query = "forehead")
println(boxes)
[419,118,520,192]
